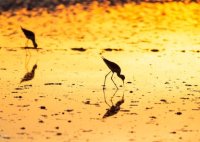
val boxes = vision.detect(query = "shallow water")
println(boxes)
[0,2,200,142]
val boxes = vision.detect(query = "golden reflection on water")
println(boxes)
[0,2,200,142]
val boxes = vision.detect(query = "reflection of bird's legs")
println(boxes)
[122,90,125,101]
[25,49,28,71]
[25,51,31,72]
[25,49,28,57]
[25,39,29,47]
[110,89,118,105]
[103,71,111,89]
[28,48,31,56]
[111,73,118,89]
[103,88,110,107]
[25,60,28,72]
[25,49,31,56]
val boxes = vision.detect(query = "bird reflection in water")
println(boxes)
[20,64,37,83]
[102,88,125,118]
[20,50,37,83]
[24,48,32,70]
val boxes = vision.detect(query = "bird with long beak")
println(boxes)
[102,56,125,89]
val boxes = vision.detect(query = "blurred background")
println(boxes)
[0,0,200,11]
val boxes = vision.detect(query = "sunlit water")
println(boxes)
[0,2,200,142]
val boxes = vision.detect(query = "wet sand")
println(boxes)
[0,2,200,142]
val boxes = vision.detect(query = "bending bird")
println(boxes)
[21,26,38,48]
[102,56,125,89]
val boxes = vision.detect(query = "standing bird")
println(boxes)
[21,26,38,48]
[102,56,125,89]
[20,64,37,83]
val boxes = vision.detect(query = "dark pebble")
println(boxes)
[103,48,123,51]
[170,131,176,134]
[71,47,86,52]
[56,132,62,136]
[84,101,90,104]
[40,106,46,110]
[151,49,159,52]
[176,112,182,115]
[20,127,26,130]
[39,120,44,123]
[65,109,73,112]
[150,116,156,119]
[160,99,167,103]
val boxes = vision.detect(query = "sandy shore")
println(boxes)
[0,2,200,142]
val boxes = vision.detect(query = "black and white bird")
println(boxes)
[102,56,125,89]
[21,26,38,48]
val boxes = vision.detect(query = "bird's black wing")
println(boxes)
[21,27,35,39]
[102,57,121,73]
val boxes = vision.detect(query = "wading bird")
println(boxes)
[20,64,37,83]
[21,26,38,48]
[102,56,125,89]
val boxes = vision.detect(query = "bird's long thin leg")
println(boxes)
[111,73,118,89]
[103,71,111,89]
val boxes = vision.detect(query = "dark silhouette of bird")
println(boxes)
[20,64,37,83]
[102,56,125,89]
[103,97,124,118]
[21,26,38,48]
[102,88,124,118]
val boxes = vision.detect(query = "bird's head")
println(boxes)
[119,74,125,84]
